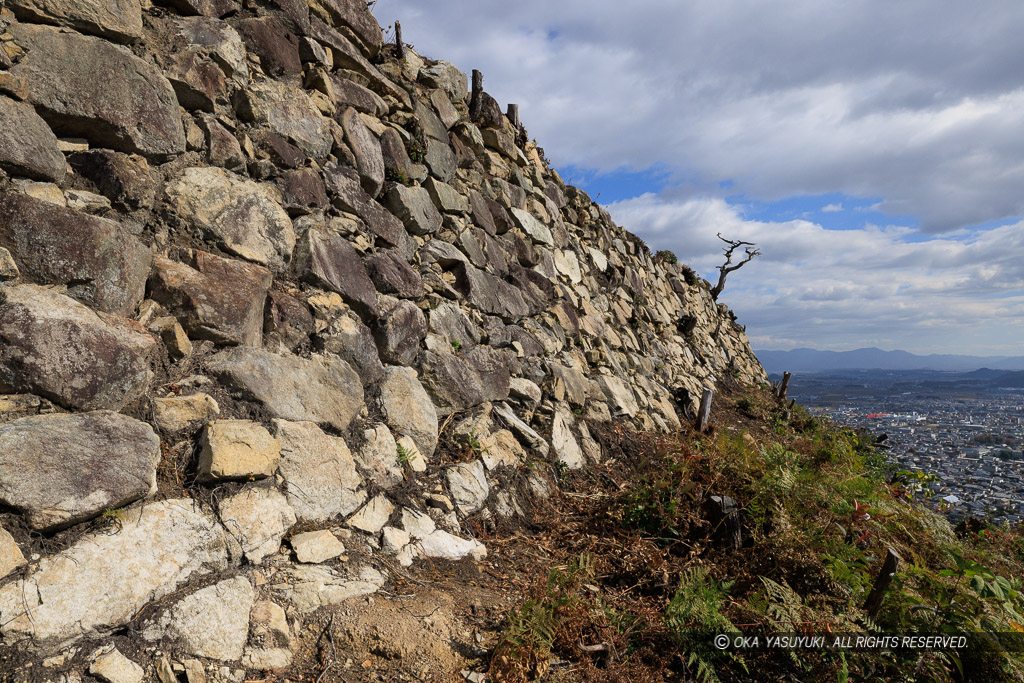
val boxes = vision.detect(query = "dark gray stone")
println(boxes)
[429,302,480,351]
[323,163,412,255]
[148,251,272,347]
[365,250,423,299]
[372,298,425,366]
[0,96,65,182]
[68,150,155,211]
[293,228,378,318]
[452,262,530,321]
[235,17,301,77]
[10,24,185,159]
[0,284,156,411]
[0,192,150,316]
[206,347,364,431]
[340,107,384,198]
[0,411,159,531]
[382,184,442,236]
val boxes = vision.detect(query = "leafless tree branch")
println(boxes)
[710,233,760,301]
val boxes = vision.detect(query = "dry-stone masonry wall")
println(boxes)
[0,0,765,679]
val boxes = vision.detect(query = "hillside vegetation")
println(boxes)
[478,379,1024,682]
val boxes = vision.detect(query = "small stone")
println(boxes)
[242,648,293,671]
[396,434,427,473]
[198,420,281,483]
[149,316,193,359]
[143,577,254,661]
[0,526,25,580]
[0,247,19,280]
[424,493,454,513]
[274,420,365,521]
[218,486,297,563]
[250,600,290,645]
[89,647,144,683]
[414,530,486,561]
[346,495,394,534]
[152,393,220,433]
[445,460,489,515]
[291,529,345,563]
[380,526,410,554]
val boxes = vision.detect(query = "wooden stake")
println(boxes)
[778,371,792,401]
[507,103,520,128]
[708,495,742,551]
[696,387,713,432]
[394,20,405,60]
[864,548,901,619]
[470,69,483,121]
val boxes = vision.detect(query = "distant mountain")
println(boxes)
[756,347,1024,374]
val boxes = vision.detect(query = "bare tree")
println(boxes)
[710,233,760,301]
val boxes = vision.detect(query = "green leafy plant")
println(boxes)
[451,339,462,352]
[655,249,678,264]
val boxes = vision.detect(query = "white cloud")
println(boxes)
[822,203,843,213]
[606,194,1024,353]
[369,1,1024,353]
[371,0,1024,232]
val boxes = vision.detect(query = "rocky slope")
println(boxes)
[0,1,765,680]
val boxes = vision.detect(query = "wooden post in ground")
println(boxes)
[696,387,713,432]
[708,495,742,551]
[864,548,901,619]
[394,21,405,60]
[470,69,483,120]
[778,372,792,401]
[507,103,520,128]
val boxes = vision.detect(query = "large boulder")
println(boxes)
[0,192,150,316]
[308,0,383,57]
[236,79,332,161]
[162,0,239,18]
[0,96,65,182]
[273,420,365,521]
[148,251,272,347]
[382,184,442,236]
[165,167,295,270]
[0,411,160,531]
[142,577,254,661]
[68,150,156,211]
[293,228,378,317]
[235,16,301,78]
[322,163,412,255]
[378,367,438,459]
[7,0,143,43]
[452,262,530,321]
[373,298,426,366]
[0,499,233,650]
[206,347,364,431]
[0,285,155,411]
[217,486,296,563]
[10,24,185,158]
[340,107,384,198]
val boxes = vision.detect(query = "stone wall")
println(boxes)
[0,1,765,679]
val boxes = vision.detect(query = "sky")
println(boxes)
[369,1,1024,355]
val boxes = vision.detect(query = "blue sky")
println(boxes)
[371,1,1024,355]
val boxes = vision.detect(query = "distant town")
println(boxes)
[779,369,1024,525]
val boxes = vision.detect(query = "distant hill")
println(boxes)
[756,347,1024,373]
